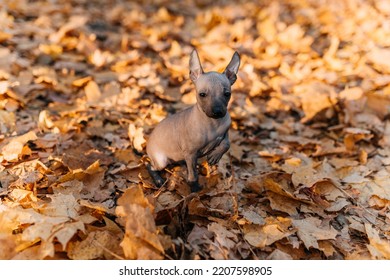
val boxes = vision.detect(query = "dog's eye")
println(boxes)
[224,91,231,97]
[199,92,207,98]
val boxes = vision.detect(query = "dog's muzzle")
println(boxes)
[210,106,226,119]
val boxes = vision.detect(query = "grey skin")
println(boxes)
[146,49,240,192]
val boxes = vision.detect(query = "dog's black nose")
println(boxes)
[212,106,225,118]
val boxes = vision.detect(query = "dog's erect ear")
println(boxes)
[223,51,240,85]
[189,49,204,83]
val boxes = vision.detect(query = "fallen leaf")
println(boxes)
[208,222,238,260]
[293,217,338,250]
[68,230,123,260]
[40,193,80,219]
[294,82,336,122]
[49,15,88,43]
[128,124,146,153]
[267,191,300,215]
[365,223,390,259]
[267,249,293,260]
[367,47,390,74]
[116,185,164,259]
[0,110,15,134]
[84,80,102,104]
[344,127,373,151]
[1,131,37,162]
[0,233,16,259]
[243,217,294,248]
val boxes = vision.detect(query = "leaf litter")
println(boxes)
[0,0,390,259]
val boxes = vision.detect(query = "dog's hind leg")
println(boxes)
[146,163,166,188]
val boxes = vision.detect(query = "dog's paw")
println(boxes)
[154,176,166,188]
[146,164,166,188]
[207,153,222,166]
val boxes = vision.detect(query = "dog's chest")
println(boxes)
[198,115,230,155]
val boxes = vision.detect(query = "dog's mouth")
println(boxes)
[207,110,226,119]
[200,103,227,119]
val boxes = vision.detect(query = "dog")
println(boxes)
[146,49,240,192]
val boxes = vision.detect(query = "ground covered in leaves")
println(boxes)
[1,0,390,260]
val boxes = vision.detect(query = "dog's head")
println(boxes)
[189,49,240,119]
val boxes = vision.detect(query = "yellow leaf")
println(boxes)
[39,44,63,57]
[0,233,16,259]
[243,217,293,248]
[128,124,146,152]
[41,193,80,219]
[365,224,390,259]
[55,221,85,250]
[68,230,122,260]
[116,185,164,259]
[0,81,8,94]
[1,131,37,162]
[84,80,102,103]
[72,76,92,87]
[0,31,12,43]
[0,110,16,134]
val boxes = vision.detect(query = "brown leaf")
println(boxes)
[247,172,299,200]
[267,249,293,260]
[72,76,92,87]
[8,189,37,203]
[0,110,15,134]
[318,240,337,258]
[229,142,246,161]
[68,230,123,260]
[365,224,390,259]
[116,185,164,259]
[293,82,336,122]
[55,221,85,250]
[367,47,390,74]
[156,192,183,211]
[0,131,37,162]
[0,234,16,259]
[208,222,238,260]
[84,80,102,104]
[243,217,294,248]
[293,217,338,250]
[128,124,146,153]
[49,15,88,43]
[240,208,265,225]
[41,193,80,218]
[267,191,300,215]
[344,127,373,151]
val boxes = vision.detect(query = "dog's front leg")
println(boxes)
[207,132,230,165]
[185,154,201,192]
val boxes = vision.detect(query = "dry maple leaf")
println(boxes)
[243,216,294,248]
[68,230,123,260]
[208,222,238,260]
[115,185,165,259]
[365,223,390,259]
[0,131,37,162]
[292,217,338,250]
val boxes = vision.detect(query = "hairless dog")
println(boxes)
[146,49,240,192]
